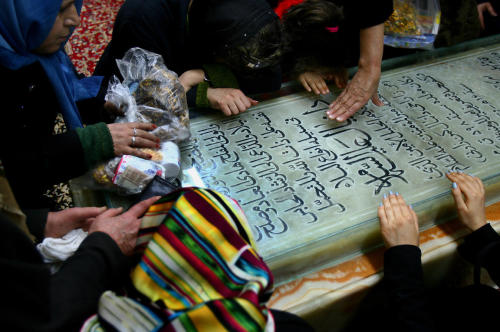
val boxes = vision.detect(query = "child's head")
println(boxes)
[282,0,347,72]
[221,19,283,76]
[189,0,284,91]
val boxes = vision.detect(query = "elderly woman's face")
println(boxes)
[34,0,80,54]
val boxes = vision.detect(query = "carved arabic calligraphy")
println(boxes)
[181,46,500,259]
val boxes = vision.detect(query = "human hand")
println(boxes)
[327,67,384,122]
[45,206,107,238]
[478,2,498,30]
[378,192,419,248]
[299,70,348,95]
[446,172,487,231]
[179,69,205,93]
[207,87,258,116]
[299,72,330,95]
[107,122,160,159]
[88,196,160,255]
[324,68,348,90]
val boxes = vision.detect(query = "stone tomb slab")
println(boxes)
[181,45,500,284]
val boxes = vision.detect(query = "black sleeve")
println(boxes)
[95,21,162,84]
[1,212,129,331]
[340,0,393,29]
[458,223,500,286]
[94,0,190,82]
[272,309,315,332]
[186,85,198,107]
[383,245,435,332]
[0,64,89,209]
[48,232,130,331]
[24,209,49,241]
[76,81,114,125]
[1,129,87,209]
[265,0,279,8]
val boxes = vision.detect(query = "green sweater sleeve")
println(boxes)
[75,122,114,169]
[195,63,240,108]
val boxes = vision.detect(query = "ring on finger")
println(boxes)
[131,136,136,147]
[133,127,137,136]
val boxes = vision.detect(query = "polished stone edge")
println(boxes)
[269,201,500,312]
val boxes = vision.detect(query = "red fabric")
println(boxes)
[274,0,304,19]
[67,0,125,76]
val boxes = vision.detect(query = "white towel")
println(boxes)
[37,228,88,273]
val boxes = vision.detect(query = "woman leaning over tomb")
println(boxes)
[271,0,393,121]
[0,0,159,210]
[95,0,284,117]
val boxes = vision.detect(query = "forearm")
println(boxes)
[358,23,385,74]
[179,69,205,92]
[180,69,205,107]
[194,64,239,108]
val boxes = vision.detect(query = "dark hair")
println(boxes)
[221,19,283,74]
[282,0,347,74]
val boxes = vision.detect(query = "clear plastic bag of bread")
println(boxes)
[107,47,190,142]
[93,47,189,194]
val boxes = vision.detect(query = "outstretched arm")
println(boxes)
[207,87,259,116]
[477,2,498,30]
[327,23,385,122]
[185,65,259,116]
[447,172,500,286]
[298,70,348,95]
[379,192,435,331]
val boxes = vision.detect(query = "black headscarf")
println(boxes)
[189,0,277,56]
[189,0,282,92]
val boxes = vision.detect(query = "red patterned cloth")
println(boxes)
[66,0,125,76]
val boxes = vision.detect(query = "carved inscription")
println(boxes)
[181,46,500,258]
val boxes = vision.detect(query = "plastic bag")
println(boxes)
[384,0,441,49]
[106,47,190,142]
[93,47,188,195]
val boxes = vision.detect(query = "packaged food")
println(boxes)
[112,155,166,194]
[93,47,190,194]
[384,0,441,49]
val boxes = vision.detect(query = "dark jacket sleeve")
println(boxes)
[1,212,130,331]
[383,245,435,332]
[0,63,114,209]
[458,223,500,286]
[1,110,87,187]
[0,65,86,208]
[49,232,130,331]
[341,0,393,29]
[94,0,191,83]
[24,209,49,241]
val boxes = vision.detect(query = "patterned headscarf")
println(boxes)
[81,187,275,331]
[0,0,102,129]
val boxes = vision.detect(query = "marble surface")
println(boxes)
[180,44,500,284]
[69,42,500,331]
[268,202,500,332]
